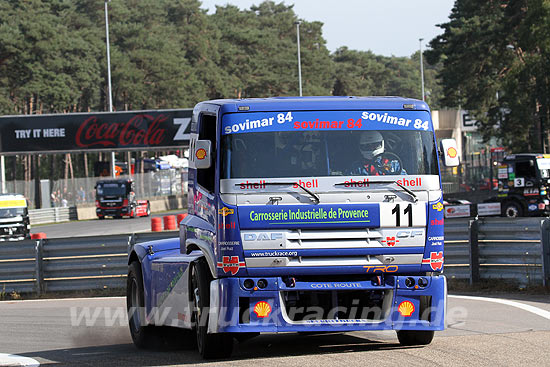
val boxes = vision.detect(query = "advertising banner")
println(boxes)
[222,110,433,135]
[238,203,381,229]
[0,109,192,154]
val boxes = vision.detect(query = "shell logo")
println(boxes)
[195,148,207,160]
[398,301,415,317]
[253,301,272,318]
[447,147,457,159]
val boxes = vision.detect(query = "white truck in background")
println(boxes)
[0,194,31,241]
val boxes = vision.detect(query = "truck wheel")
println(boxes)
[127,261,162,349]
[98,215,105,220]
[502,201,522,218]
[191,259,233,359]
[396,330,434,346]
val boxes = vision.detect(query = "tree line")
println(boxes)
[3,1,547,161]
[0,0,441,182]
[427,0,550,153]
[0,0,438,116]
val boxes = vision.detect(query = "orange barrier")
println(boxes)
[177,213,187,226]
[151,217,163,232]
[30,232,47,239]
[163,215,177,230]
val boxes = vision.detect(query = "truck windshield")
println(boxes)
[0,207,26,217]
[537,158,550,179]
[221,130,438,179]
[97,183,126,196]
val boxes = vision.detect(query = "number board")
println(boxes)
[379,202,426,227]
[514,177,525,187]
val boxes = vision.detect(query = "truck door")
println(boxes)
[194,111,218,227]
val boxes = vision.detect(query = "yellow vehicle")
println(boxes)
[0,194,30,240]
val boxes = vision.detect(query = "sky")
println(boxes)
[199,0,456,57]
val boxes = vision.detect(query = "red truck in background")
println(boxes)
[95,179,150,219]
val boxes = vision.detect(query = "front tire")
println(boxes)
[396,330,434,346]
[127,261,195,350]
[127,261,160,349]
[191,259,233,359]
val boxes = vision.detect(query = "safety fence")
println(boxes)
[5,171,187,209]
[29,207,78,225]
[0,231,176,296]
[444,217,550,287]
[1,218,549,296]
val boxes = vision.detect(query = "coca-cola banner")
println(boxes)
[0,109,192,154]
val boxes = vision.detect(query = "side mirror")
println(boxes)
[193,140,212,169]
[440,139,459,167]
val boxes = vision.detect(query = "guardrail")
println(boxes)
[29,207,78,225]
[1,217,549,296]
[444,217,550,287]
[0,231,177,296]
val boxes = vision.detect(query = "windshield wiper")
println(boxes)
[335,180,418,203]
[235,181,320,204]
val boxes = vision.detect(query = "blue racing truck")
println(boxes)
[127,97,459,358]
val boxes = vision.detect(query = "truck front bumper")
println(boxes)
[97,207,130,217]
[208,275,446,334]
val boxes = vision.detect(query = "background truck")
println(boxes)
[95,179,150,219]
[0,194,30,240]
[494,153,550,217]
[126,97,459,359]
[444,153,550,218]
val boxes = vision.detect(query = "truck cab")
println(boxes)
[95,179,150,219]
[127,97,458,358]
[0,194,30,241]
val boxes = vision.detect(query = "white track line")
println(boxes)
[0,353,39,366]
[0,296,125,304]
[449,295,550,320]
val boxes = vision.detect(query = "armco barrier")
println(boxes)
[443,217,550,287]
[29,207,78,225]
[1,218,549,296]
[0,231,177,296]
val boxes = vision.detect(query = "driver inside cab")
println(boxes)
[348,131,406,175]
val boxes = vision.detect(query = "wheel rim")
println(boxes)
[506,205,519,217]
[130,277,141,333]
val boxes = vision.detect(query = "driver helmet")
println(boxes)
[359,131,384,160]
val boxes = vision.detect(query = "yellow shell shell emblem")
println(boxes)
[398,301,415,317]
[195,148,207,160]
[253,301,272,318]
[447,146,457,158]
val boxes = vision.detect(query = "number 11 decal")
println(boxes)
[392,203,413,227]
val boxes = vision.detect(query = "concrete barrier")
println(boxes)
[75,195,186,220]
